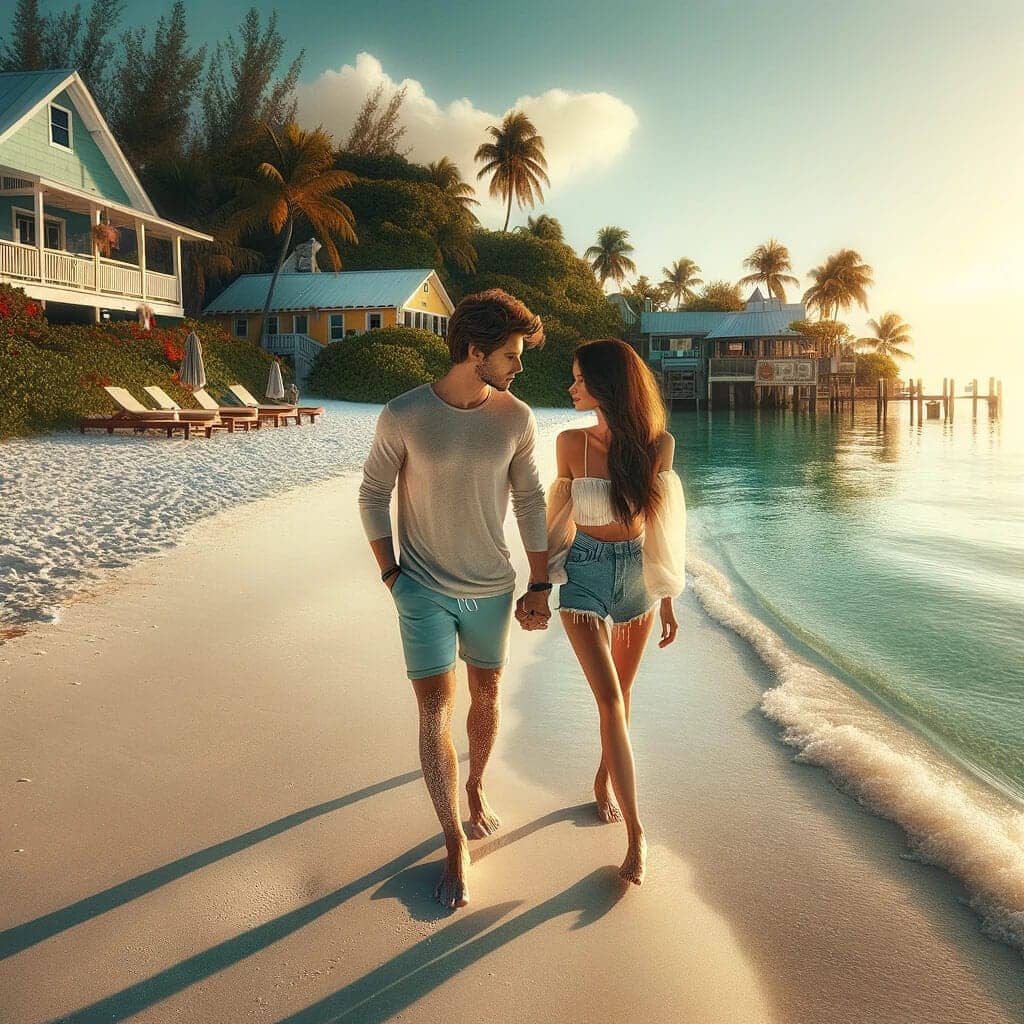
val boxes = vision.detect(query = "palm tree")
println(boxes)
[802,248,874,321]
[585,226,637,289]
[474,111,550,232]
[426,157,480,221]
[228,121,358,346]
[660,258,703,309]
[519,213,564,242]
[857,312,914,361]
[739,239,800,302]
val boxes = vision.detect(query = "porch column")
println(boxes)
[171,233,181,305]
[33,185,44,280]
[89,204,101,304]
[135,218,147,299]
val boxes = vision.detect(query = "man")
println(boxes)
[358,288,552,909]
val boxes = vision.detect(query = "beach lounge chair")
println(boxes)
[225,384,300,427]
[81,387,193,438]
[192,388,263,429]
[143,385,256,433]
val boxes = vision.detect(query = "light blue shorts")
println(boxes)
[389,571,515,680]
[558,530,654,625]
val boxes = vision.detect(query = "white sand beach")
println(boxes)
[2,455,1023,1022]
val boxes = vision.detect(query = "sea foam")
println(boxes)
[688,552,1024,957]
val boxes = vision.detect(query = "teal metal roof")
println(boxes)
[640,311,731,335]
[706,303,805,339]
[0,70,73,138]
[203,269,437,314]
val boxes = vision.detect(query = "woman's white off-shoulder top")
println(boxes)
[546,438,686,599]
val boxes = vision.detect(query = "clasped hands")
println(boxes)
[515,589,551,631]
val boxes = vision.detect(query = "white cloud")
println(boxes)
[294,53,638,225]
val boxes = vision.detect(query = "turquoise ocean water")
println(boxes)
[674,400,1024,802]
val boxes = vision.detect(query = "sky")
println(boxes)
[118,0,1024,389]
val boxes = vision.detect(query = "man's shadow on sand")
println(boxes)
[49,804,614,1023]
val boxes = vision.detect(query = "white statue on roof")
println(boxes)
[280,237,322,274]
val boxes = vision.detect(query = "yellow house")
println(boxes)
[203,267,454,345]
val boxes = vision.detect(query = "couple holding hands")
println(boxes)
[359,289,685,908]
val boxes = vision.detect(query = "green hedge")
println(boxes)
[305,324,583,407]
[306,326,449,402]
[0,283,291,438]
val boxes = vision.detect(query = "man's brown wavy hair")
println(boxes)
[447,288,545,363]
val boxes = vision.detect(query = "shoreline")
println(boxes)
[3,471,1022,1022]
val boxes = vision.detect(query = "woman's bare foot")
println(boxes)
[619,831,646,886]
[466,784,501,839]
[434,841,471,908]
[594,766,623,823]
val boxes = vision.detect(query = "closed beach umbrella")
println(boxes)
[266,360,285,401]
[179,331,207,390]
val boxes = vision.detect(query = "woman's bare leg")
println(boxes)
[561,611,646,885]
[595,610,657,822]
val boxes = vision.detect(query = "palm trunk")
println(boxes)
[502,190,512,232]
[259,216,294,349]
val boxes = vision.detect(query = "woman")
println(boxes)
[546,339,686,886]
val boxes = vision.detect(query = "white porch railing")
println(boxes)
[0,239,39,280]
[263,333,323,386]
[146,271,178,302]
[43,249,95,290]
[98,257,143,297]
[0,237,181,305]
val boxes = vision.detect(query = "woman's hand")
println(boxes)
[658,596,678,648]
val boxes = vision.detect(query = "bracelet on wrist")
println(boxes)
[527,581,553,593]
[381,565,401,583]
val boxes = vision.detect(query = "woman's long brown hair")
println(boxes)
[574,338,667,525]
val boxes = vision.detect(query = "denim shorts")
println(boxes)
[558,530,655,625]
[389,571,515,680]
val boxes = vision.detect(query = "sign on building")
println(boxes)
[755,358,817,386]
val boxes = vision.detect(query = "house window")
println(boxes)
[49,103,72,149]
[234,318,248,338]
[727,341,744,355]
[266,315,279,336]
[439,317,448,338]
[432,315,440,335]
[13,209,64,248]
[423,282,429,293]
[668,337,693,352]
[329,314,345,341]
[367,312,382,330]
[293,314,308,334]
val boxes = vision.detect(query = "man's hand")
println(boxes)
[515,589,551,631]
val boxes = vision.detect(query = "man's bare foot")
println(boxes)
[434,841,471,908]
[466,784,501,838]
[594,766,623,824]
[619,831,646,886]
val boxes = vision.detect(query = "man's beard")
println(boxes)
[475,362,514,391]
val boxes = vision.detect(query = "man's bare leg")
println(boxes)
[595,611,657,823]
[465,665,502,838]
[413,670,470,907]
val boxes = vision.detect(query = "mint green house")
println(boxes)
[0,69,211,321]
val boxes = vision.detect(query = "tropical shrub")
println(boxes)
[855,352,900,386]
[0,283,290,438]
[306,326,450,402]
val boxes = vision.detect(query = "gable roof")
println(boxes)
[640,310,732,335]
[0,69,155,214]
[706,303,806,339]
[203,269,452,315]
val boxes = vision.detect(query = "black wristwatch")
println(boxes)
[527,581,553,593]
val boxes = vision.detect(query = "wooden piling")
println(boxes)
[942,378,948,421]
[972,378,979,419]
[916,378,923,422]
[997,379,1003,418]
[949,378,955,421]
